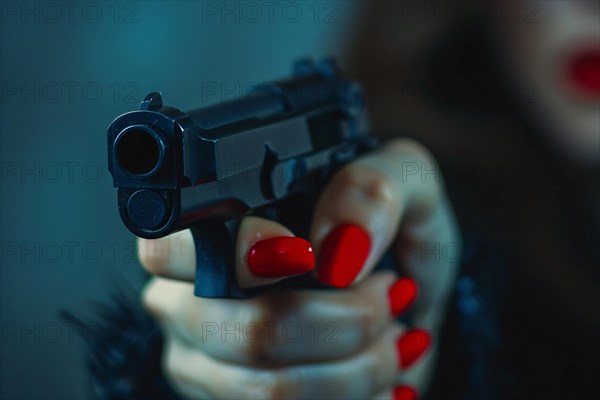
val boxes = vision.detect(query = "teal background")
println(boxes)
[0,2,360,398]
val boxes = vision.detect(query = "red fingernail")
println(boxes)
[396,329,431,369]
[316,224,371,288]
[388,278,418,317]
[393,385,418,400]
[247,237,314,277]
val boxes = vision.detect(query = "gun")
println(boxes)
[107,59,375,298]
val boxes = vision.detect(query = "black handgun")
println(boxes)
[107,59,375,298]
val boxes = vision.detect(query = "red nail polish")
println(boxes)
[248,237,314,278]
[396,329,431,369]
[388,278,418,317]
[316,224,371,288]
[393,385,418,400]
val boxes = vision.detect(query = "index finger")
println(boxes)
[137,216,315,288]
[310,138,447,288]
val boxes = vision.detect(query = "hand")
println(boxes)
[138,138,461,399]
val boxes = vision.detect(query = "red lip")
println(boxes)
[567,49,600,97]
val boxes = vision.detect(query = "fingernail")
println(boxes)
[396,329,431,369]
[247,237,314,277]
[316,224,371,288]
[388,278,418,317]
[393,385,418,400]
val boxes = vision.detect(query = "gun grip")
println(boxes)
[191,219,249,298]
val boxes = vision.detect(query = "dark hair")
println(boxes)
[345,2,600,399]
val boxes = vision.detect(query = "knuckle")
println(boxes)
[137,238,170,275]
[162,340,189,390]
[241,298,271,329]
[161,338,213,399]
[240,370,293,400]
[141,278,163,317]
[234,294,303,364]
[141,279,156,310]
[344,295,377,344]
[238,339,273,365]
[356,301,378,343]
[163,344,179,379]
[385,138,444,201]
[233,301,277,363]
[386,137,437,165]
[334,164,398,205]
[142,278,188,321]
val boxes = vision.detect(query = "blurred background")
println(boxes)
[0,2,359,398]
[2,1,599,399]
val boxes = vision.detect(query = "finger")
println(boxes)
[143,271,420,365]
[163,323,430,400]
[393,337,438,399]
[137,229,196,281]
[235,216,314,288]
[384,140,461,326]
[396,197,460,326]
[310,138,445,288]
[137,216,315,287]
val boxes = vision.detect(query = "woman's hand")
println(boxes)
[138,138,461,399]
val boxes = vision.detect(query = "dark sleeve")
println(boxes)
[426,232,511,400]
[62,278,182,400]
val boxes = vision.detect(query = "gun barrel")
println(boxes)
[114,126,165,177]
[108,59,370,239]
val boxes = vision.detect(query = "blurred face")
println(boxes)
[497,0,599,166]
